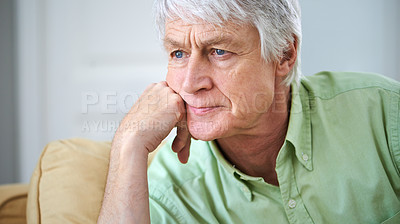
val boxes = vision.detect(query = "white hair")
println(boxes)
[153,0,302,86]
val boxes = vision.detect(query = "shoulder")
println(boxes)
[300,71,400,177]
[300,71,400,99]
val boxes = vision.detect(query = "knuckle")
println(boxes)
[171,93,183,103]
[154,81,167,90]
[143,83,157,93]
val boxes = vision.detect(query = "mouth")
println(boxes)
[187,105,221,116]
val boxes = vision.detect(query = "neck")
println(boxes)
[216,84,291,186]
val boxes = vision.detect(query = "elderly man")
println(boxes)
[99,0,400,223]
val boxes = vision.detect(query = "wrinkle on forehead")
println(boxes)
[163,19,253,50]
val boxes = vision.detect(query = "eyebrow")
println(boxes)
[163,35,236,50]
[163,37,183,49]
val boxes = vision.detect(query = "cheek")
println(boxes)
[223,66,275,114]
[253,92,274,112]
[228,90,274,116]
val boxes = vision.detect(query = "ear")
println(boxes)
[276,37,298,77]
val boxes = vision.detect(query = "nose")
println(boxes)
[182,53,213,94]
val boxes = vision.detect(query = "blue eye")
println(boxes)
[174,51,183,58]
[215,49,225,55]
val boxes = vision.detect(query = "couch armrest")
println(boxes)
[0,183,29,224]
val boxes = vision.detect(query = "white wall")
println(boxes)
[15,0,400,183]
[16,0,167,183]
[301,0,400,80]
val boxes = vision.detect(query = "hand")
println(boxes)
[114,81,191,162]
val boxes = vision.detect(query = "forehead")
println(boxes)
[163,19,255,48]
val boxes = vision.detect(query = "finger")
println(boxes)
[171,121,190,153]
[177,137,191,164]
[171,109,192,163]
[174,121,191,163]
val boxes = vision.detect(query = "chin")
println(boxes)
[188,120,230,141]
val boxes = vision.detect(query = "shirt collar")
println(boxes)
[208,141,261,201]
[208,141,264,181]
[285,82,313,171]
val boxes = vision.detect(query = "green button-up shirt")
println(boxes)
[148,71,400,223]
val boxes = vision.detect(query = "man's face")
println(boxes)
[164,19,278,141]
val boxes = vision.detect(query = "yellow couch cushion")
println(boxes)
[27,138,111,223]
[0,184,29,224]
[26,138,161,223]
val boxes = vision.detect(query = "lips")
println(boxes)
[187,105,220,116]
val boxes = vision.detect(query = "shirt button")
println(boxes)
[288,199,296,209]
[302,153,309,162]
[241,186,249,193]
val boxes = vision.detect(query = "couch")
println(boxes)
[0,138,160,223]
